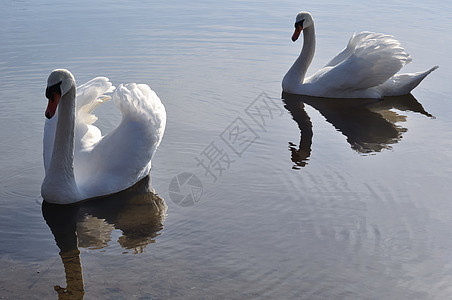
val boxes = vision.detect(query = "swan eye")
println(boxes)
[295,19,304,29]
[46,81,62,101]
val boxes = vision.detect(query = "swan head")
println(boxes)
[45,69,76,119]
[292,11,314,42]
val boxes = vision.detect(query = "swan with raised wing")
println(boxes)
[42,69,166,204]
[282,11,438,98]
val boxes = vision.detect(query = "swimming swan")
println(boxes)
[282,11,438,98]
[41,69,166,204]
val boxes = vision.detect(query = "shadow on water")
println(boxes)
[282,92,433,169]
[42,176,167,300]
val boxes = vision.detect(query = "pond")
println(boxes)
[1,0,451,298]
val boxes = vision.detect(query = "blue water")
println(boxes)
[1,0,452,298]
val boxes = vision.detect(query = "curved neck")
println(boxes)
[283,25,316,90]
[52,87,76,171]
[42,85,81,203]
[299,26,316,81]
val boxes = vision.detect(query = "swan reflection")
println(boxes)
[282,92,433,169]
[42,176,167,299]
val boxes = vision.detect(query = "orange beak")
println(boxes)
[292,25,302,42]
[45,93,60,119]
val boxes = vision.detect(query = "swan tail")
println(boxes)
[380,66,439,96]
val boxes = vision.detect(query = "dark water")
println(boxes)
[1,0,452,298]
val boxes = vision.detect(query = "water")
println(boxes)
[1,0,452,298]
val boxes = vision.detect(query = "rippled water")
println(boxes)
[1,0,452,298]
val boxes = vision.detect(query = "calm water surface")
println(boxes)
[1,0,452,298]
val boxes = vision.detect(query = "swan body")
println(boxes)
[282,12,438,98]
[41,69,166,204]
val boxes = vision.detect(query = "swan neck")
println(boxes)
[298,25,316,81]
[52,87,76,171]
[282,25,316,93]
[42,85,81,203]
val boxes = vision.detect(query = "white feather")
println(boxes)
[42,70,166,204]
[283,12,438,98]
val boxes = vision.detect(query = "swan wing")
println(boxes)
[324,32,387,67]
[307,32,411,97]
[75,77,116,153]
[76,77,115,110]
[75,83,166,198]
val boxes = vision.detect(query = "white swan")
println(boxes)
[42,69,166,204]
[282,11,438,98]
